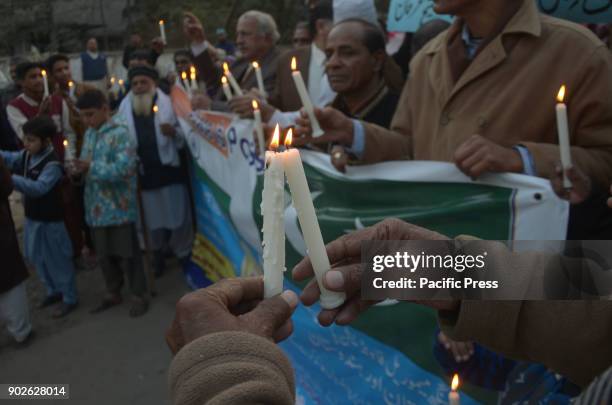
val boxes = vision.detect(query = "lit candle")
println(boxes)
[252,100,265,156]
[261,125,286,298]
[118,79,126,94]
[223,62,243,96]
[153,105,159,114]
[221,76,233,101]
[68,81,74,89]
[181,72,191,96]
[189,66,198,90]
[282,130,345,309]
[290,57,323,137]
[159,20,167,45]
[110,77,118,97]
[41,69,50,98]
[556,85,572,188]
[448,374,460,405]
[252,61,266,98]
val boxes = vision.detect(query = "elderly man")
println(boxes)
[296,0,612,189]
[183,11,280,111]
[118,66,193,277]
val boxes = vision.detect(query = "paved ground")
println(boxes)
[0,194,190,405]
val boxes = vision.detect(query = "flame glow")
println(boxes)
[41,70,47,77]
[223,62,230,74]
[557,85,566,103]
[252,100,259,110]
[270,124,280,149]
[451,374,459,391]
[252,61,259,69]
[181,72,187,80]
[190,66,196,74]
[118,79,124,85]
[68,81,74,88]
[159,20,164,25]
[110,77,116,84]
[190,71,196,81]
[284,128,293,147]
[291,57,297,71]
[63,140,68,147]
[153,105,159,113]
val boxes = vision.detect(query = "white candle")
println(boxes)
[448,374,460,405]
[181,72,191,97]
[110,77,119,97]
[252,100,265,156]
[282,130,345,309]
[290,57,323,137]
[190,66,198,90]
[261,125,286,298]
[41,69,50,98]
[555,85,572,188]
[221,76,233,101]
[159,20,167,45]
[118,79,126,94]
[223,62,243,96]
[252,61,267,98]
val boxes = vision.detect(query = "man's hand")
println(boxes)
[330,145,348,173]
[160,123,176,137]
[165,277,298,354]
[228,95,257,118]
[73,159,91,174]
[151,37,165,54]
[183,12,206,44]
[38,97,51,116]
[294,107,354,147]
[438,331,475,363]
[551,164,592,205]
[191,92,212,111]
[454,135,523,179]
[292,218,451,326]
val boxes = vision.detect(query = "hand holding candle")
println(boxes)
[283,130,345,309]
[223,62,243,96]
[261,125,286,298]
[555,85,573,188]
[291,57,323,137]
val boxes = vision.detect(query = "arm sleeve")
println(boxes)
[522,46,612,189]
[169,331,295,405]
[12,163,62,197]
[6,105,28,142]
[88,131,137,182]
[0,150,23,171]
[191,41,223,92]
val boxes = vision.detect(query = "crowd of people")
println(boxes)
[1,0,612,403]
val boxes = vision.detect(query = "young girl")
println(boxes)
[0,116,78,318]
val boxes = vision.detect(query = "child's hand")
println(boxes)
[551,164,591,205]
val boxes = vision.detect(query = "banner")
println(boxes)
[172,89,569,402]
[387,0,612,32]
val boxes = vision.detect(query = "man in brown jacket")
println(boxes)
[296,0,612,189]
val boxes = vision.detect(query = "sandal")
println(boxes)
[90,296,122,314]
[129,298,149,318]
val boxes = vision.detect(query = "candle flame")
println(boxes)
[252,99,259,110]
[68,81,74,88]
[110,77,116,84]
[190,71,196,81]
[41,69,47,77]
[223,62,230,74]
[190,66,196,74]
[270,124,280,149]
[181,71,187,80]
[291,57,297,71]
[252,61,259,69]
[222,76,228,84]
[118,79,124,85]
[153,105,159,113]
[557,85,566,103]
[451,374,459,391]
[159,20,164,25]
[284,128,293,147]
[63,140,68,147]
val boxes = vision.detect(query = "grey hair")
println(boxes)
[238,10,281,43]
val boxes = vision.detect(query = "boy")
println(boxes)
[0,116,78,318]
[74,89,148,317]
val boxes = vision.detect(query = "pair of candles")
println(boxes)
[110,77,126,97]
[261,124,345,309]
[221,61,266,101]
[181,67,199,97]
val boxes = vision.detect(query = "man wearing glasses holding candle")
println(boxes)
[296,0,612,190]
